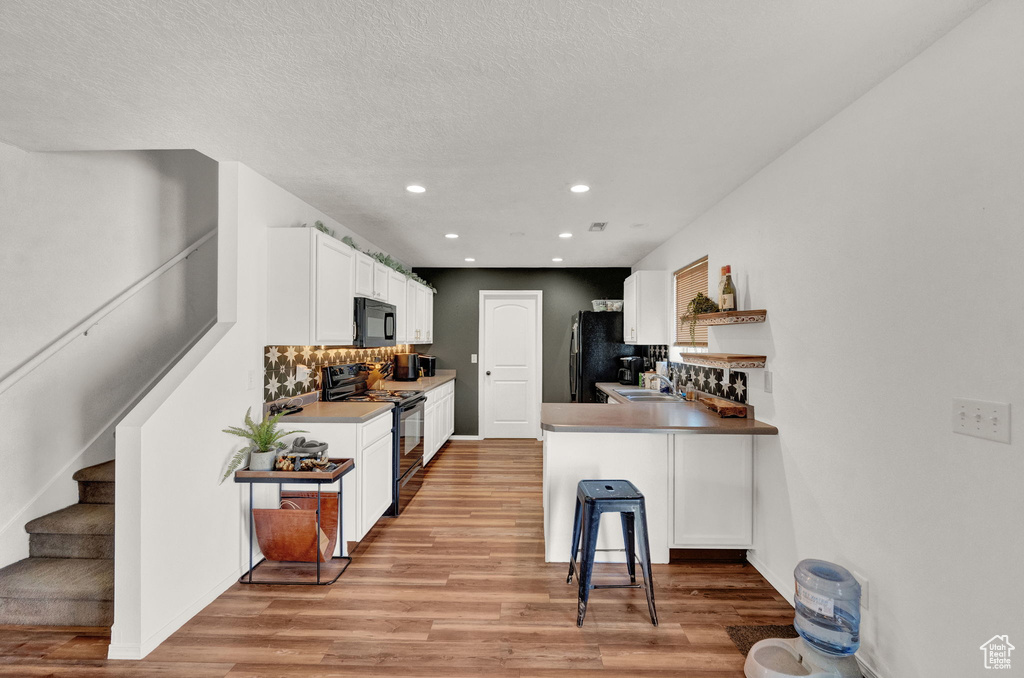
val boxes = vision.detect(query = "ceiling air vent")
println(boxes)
[589,222,607,232]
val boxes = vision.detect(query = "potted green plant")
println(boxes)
[680,292,720,346]
[221,408,306,480]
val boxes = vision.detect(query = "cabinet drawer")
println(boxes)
[360,410,394,447]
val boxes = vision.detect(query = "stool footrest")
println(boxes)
[593,583,643,590]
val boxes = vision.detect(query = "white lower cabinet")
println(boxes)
[671,434,753,547]
[280,411,394,552]
[424,380,455,465]
[360,431,394,538]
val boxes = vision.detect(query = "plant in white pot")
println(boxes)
[221,408,305,481]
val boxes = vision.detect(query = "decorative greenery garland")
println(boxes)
[305,221,435,290]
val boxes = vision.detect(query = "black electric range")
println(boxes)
[322,364,426,515]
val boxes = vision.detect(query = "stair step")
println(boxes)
[78,480,115,505]
[72,460,115,484]
[30,533,114,559]
[25,504,113,536]
[0,558,113,626]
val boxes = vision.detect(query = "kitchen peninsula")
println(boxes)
[542,384,778,564]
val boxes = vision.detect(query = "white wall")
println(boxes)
[0,146,218,567]
[110,162,392,659]
[635,3,1023,676]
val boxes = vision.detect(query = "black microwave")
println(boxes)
[353,297,396,348]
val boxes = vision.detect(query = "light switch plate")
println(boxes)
[471,354,478,364]
[763,370,772,393]
[952,398,1010,443]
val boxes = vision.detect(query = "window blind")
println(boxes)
[674,256,709,347]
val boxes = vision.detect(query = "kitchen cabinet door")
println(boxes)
[444,389,455,439]
[623,275,637,343]
[389,271,408,343]
[314,237,356,345]
[405,280,420,343]
[373,262,390,300]
[672,435,753,547]
[424,288,434,343]
[415,283,429,344]
[354,251,374,298]
[424,401,438,465]
[623,270,670,345]
[360,432,394,537]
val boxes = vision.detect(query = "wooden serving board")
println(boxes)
[698,397,748,418]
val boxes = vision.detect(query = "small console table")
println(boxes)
[234,458,355,585]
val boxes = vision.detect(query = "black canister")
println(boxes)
[419,355,437,377]
[393,353,420,381]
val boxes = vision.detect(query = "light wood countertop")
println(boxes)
[376,369,456,392]
[542,382,777,435]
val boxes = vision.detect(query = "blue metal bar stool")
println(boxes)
[566,479,657,627]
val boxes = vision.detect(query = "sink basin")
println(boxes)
[614,388,655,395]
[624,394,684,402]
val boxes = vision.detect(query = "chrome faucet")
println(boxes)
[646,373,676,395]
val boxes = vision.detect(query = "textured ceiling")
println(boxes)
[0,0,986,267]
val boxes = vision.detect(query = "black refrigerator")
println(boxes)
[569,311,641,403]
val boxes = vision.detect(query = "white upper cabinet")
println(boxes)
[354,250,374,298]
[405,279,419,343]
[389,270,408,343]
[372,262,390,300]
[623,270,670,345]
[267,229,355,346]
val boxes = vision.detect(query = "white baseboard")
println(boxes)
[107,566,241,660]
[746,550,794,607]
[449,435,483,441]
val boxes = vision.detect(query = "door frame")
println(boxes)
[478,290,544,439]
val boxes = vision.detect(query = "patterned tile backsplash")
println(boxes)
[667,361,748,404]
[264,344,414,401]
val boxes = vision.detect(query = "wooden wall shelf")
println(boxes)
[680,354,766,370]
[694,310,767,326]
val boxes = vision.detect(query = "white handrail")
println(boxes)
[0,228,217,396]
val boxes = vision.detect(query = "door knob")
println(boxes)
[486,371,491,375]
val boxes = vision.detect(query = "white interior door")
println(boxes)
[480,292,542,438]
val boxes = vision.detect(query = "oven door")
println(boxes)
[354,298,396,348]
[398,398,425,478]
[392,397,425,514]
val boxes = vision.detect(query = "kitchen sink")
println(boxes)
[613,388,655,396]
[624,394,684,402]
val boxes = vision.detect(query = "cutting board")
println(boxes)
[698,396,747,418]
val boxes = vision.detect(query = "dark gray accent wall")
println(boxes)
[414,268,630,436]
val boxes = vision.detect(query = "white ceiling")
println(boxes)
[0,0,986,268]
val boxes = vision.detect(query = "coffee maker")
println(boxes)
[393,353,420,381]
[617,356,645,385]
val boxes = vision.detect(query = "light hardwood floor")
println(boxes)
[0,439,792,676]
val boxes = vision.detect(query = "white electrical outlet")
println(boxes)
[763,370,772,393]
[952,398,1010,443]
[471,353,478,364]
[295,364,311,382]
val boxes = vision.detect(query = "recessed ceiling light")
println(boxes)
[552,257,563,262]
[464,257,475,262]
[445,233,459,239]
[570,184,589,193]
[406,185,426,193]
[559,232,573,239]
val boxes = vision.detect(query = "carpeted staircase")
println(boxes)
[0,460,114,626]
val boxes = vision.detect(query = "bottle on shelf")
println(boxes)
[719,265,737,312]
